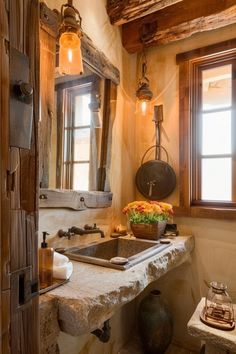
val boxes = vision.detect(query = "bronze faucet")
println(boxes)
[58,224,105,239]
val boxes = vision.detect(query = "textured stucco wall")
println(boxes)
[135,23,236,351]
[40,1,137,353]
[39,1,236,352]
[39,0,137,239]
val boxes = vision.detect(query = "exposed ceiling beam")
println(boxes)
[107,0,183,25]
[122,0,236,53]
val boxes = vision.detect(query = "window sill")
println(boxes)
[39,189,113,210]
[174,205,236,220]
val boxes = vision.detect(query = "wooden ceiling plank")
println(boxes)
[107,0,183,25]
[122,0,236,52]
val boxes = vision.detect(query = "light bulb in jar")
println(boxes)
[59,32,83,75]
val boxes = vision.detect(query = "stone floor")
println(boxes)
[119,335,198,354]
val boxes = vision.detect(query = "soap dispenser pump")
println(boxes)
[39,231,54,289]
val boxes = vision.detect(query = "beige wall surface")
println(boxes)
[135,23,236,351]
[40,1,236,352]
[40,0,137,240]
[40,1,137,353]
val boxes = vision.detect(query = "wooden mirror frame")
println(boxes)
[39,3,120,210]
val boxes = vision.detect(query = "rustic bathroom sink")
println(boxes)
[64,237,171,270]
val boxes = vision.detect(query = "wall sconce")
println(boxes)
[136,52,153,116]
[59,1,83,75]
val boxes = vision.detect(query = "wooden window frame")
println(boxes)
[176,39,236,219]
[56,76,114,192]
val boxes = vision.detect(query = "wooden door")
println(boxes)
[0,0,39,353]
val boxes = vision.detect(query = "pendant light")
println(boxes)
[59,1,83,75]
[136,51,153,116]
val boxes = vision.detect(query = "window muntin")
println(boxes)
[192,58,236,205]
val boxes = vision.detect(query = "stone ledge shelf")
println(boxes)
[40,236,194,352]
[188,298,236,354]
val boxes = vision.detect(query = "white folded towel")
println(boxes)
[53,252,69,267]
[53,262,73,280]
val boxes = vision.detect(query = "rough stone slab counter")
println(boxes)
[188,298,236,354]
[40,236,194,339]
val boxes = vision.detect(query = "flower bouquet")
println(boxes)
[122,201,173,240]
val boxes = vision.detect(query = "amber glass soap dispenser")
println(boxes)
[39,231,54,289]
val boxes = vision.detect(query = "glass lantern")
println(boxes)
[202,281,235,330]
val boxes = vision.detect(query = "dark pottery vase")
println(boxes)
[138,289,173,354]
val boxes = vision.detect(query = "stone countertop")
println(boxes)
[188,298,236,352]
[40,235,194,337]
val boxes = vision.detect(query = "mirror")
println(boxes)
[39,3,119,209]
[51,69,105,191]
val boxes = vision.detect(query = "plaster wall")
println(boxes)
[39,1,137,353]
[134,23,236,350]
[39,1,236,352]
[40,0,137,239]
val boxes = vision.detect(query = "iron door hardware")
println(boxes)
[11,266,38,313]
[10,47,34,149]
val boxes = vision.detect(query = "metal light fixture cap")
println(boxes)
[136,81,153,101]
[59,4,82,38]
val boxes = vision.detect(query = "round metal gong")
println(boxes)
[135,159,176,200]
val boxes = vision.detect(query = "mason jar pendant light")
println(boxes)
[59,1,83,75]
[136,52,153,116]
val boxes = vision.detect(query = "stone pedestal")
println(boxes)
[188,298,236,354]
[40,298,60,354]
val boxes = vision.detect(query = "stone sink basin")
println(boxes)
[64,237,171,270]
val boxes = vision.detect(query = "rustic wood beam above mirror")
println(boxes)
[107,0,183,26]
[117,0,236,53]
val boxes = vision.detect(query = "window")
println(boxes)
[63,83,92,190]
[177,40,236,218]
[55,76,115,192]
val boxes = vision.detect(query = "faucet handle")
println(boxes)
[84,224,97,230]
[57,228,74,239]
[67,228,74,240]
[58,229,65,238]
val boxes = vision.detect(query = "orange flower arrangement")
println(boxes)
[122,200,173,224]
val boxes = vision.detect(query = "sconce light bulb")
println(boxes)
[141,101,147,115]
[68,48,73,63]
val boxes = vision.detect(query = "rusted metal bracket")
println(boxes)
[139,21,158,45]
[10,47,33,149]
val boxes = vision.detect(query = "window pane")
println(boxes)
[73,163,89,190]
[202,64,232,110]
[73,128,90,161]
[74,94,91,126]
[202,110,231,155]
[201,158,232,201]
